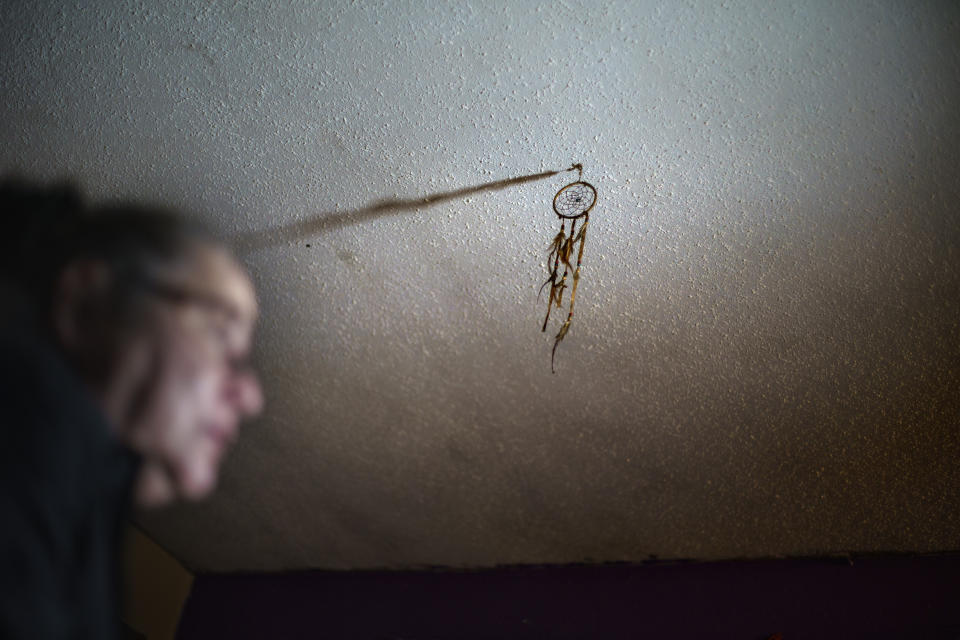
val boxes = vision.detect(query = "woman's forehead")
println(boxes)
[178,244,258,324]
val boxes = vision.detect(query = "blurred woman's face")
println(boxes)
[109,245,263,505]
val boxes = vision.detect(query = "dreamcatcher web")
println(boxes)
[553,182,596,218]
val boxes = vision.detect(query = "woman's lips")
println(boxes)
[206,422,237,451]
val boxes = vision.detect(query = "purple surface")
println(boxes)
[177,555,960,639]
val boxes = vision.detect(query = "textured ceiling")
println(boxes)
[2,1,959,572]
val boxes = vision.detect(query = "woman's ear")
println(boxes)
[52,259,113,354]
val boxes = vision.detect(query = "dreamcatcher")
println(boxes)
[539,165,596,372]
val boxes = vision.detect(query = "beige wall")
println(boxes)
[123,524,194,640]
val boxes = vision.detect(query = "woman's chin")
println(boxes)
[179,455,220,500]
[180,472,217,500]
[133,463,178,508]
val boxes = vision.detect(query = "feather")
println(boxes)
[555,273,567,307]
[542,280,557,331]
[559,237,574,271]
[573,219,588,243]
[546,231,565,262]
[538,267,557,302]
[566,268,581,312]
[550,318,572,374]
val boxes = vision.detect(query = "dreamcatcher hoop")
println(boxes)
[552,181,597,219]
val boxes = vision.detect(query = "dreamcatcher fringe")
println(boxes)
[542,213,589,373]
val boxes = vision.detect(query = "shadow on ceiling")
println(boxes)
[234,167,576,254]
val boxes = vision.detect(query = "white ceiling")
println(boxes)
[2,0,958,572]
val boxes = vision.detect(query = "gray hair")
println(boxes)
[1,177,217,324]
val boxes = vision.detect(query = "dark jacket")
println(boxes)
[0,283,139,639]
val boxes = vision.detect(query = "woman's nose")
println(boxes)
[228,369,264,418]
